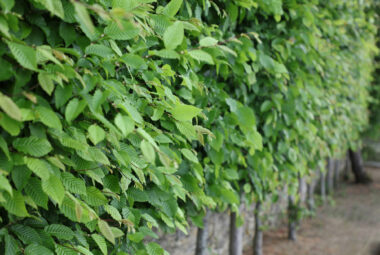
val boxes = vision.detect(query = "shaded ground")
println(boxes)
[261,167,380,255]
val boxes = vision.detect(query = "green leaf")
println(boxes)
[0,0,14,12]
[0,135,10,159]
[3,191,28,217]
[35,106,62,130]
[24,157,51,180]
[85,44,114,58]
[24,243,54,255]
[35,0,64,18]
[146,242,164,255]
[44,224,74,240]
[65,98,85,123]
[170,104,202,121]
[61,172,86,195]
[88,125,105,145]
[236,106,256,131]
[150,49,180,59]
[6,41,37,70]
[180,148,198,163]
[92,234,107,255]
[38,73,55,96]
[104,20,139,40]
[163,21,184,50]
[120,54,147,69]
[42,175,65,205]
[0,174,12,195]
[25,177,48,209]
[83,186,107,206]
[4,234,20,255]
[98,220,115,244]
[0,93,22,121]
[55,245,78,255]
[73,1,96,40]
[104,205,122,221]
[162,0,183,17]
[199,37,218,47]
[118,101,143,124]
[140,140,155,163]
[13,137,52,157]
[188,50,214,64]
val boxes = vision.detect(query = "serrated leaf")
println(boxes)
[163,21,183,50]
[35,106,62,130]
[98,220,115,244]
[3,191,29,217]
[24,157,51,180]
[199,37,218,47]
[88,125,105,145]
[0,135,10,159]
[44,224,74,240]
[0,174,12,195]
[65,98,84,123]
[115,114,135,137]
[188,50,214,64]
[35,0,64,18]
[146,242,164,255]
[104,20,139,40]
[38,73,55,95]
[55,245,78,255]
[7,41,37,70]
[61,172,86,195]
[104,205,122,222]
[83,186,107,206]
[13,136,52,157]
[73,1,96,40]
[170,104,202,122]
[140,140,155,163]
[91,234,107,255]
[4,234,20,255]
[162,0,183,17]
[0,93,22,121]
[85,44,114,58]
[25,177,48,209]
[42,175,65,205]
[150,49,180,59]
[180,148,198,163]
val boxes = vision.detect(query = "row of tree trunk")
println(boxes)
[194,149,370,255]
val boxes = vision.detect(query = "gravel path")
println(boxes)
[259,167,380,255]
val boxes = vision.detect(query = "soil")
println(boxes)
[247,167,380,255]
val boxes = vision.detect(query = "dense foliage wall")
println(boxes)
[0,0,376,254]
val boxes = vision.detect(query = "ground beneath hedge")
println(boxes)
[251,167,380,255]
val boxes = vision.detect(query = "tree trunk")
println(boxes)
[343,153,350,181]
[319,170,326,205]
[348,149,372,184]
[333,159,340,189]
[195,210,210,255]
[253,202,263,255]
[288,195,297,241]
[307,181,315,212]
[326,158,334,195]
[229,203,244,255]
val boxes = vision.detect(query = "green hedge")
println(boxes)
[0,0,376,254]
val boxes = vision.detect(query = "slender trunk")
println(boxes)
[195,210,210,255]
[333,159,340,189]
[326,158,334,195]
[343,153,350,181]
[288,195,297,241]
[319,170,326,205]
[348,149,372,184]
[253,202,263,255]
[229,203,244,255]
[307,181,315,212]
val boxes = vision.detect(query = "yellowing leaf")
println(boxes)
[170,104,202,122]
[0,93,22,121]
[163,21,184,50]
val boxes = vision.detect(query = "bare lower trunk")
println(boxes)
[333,159,340,189]
[195,210,210,255]
[326,158,334,195]
[253,202,263,255]
[229,203,244,255]
[348,149,372,184]
[319,170,326,205]
[307,181,315,212]
[288,195,297,241]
